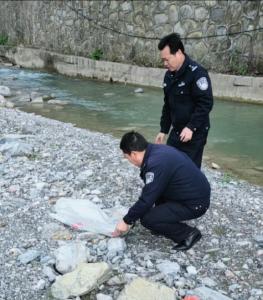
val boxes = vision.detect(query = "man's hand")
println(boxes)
[112,220,130,237]
[180,127,193,142]
[155,132,166,144]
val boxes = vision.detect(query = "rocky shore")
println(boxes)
[0,107,262,300]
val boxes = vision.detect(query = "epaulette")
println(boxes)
[188,64,198,72]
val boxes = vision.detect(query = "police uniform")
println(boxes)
[123,143,210,244]
[160,55,213,168]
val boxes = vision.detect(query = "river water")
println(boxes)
[1,67,263,185]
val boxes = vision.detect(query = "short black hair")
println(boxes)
[158,33,185,54]
[120,131,148,154]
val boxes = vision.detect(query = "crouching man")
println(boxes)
[112,131,211,251]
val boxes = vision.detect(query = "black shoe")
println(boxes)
[172,229,202,251]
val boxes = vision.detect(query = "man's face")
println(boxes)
[160,46,181,71]
[123,152,140,167]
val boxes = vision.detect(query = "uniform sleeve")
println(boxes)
[160,74,172,134]
[186,71,213,131]
[160,95,172,134]
[123,162,170,224]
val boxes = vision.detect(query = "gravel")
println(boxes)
[0,107,262,300]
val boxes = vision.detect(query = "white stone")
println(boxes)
[156,260,180,275]
[211,162,220,169]
[9,247,22,256]
[76,169,93,181]
[107,275,125,286]
[214,261,227,269]
[5,100,14,108]
[154,14,168,25]
[121,2,132,12]
[201,277,217,287]
[18,249,41,264]
[117,277,176,300]
[51,262,111,299]
[235,240,252,247]
[0,86,11,96]
[43,265,57,282]
[33,279,46,290]
[48,99,69,105]
[0,141,34,157]
[107,238,126,254]
[96,293,113,300]
[54,241,90,274]
[250,288,263,296]
[191,286,232,300]
[187,265,197,275]
[31,96,43,103]
[169,5,179,23]
[254,234,263,244]
[0,95,6,107]
[134,88,144,93]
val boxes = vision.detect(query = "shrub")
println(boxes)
[0,35,8,45]
[90,48,103,60]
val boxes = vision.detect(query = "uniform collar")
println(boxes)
[170,54,190,79]
[140,143,153,177]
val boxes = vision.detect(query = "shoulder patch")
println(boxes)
[196,77,208,90]
[145,172,154,184]
[189,64,198,72]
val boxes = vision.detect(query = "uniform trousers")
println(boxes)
[140,199,209,244]
[167,128,208,168]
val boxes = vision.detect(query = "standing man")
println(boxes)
[155,33,213,168]
[113,131,210,251]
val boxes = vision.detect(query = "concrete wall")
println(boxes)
[0,0,262,74]
[4,46,263,104]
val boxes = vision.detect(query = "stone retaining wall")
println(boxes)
[4,46,263,103]
[0,0,262,74]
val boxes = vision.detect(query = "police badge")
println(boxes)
[196,77,208,90]
[145,172,154,184]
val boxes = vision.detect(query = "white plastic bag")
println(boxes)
[50,198,127,237]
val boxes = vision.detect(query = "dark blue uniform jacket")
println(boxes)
[123,144,211,225]
[161,55,213,135]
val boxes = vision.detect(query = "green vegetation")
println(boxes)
[228,52,250,76]
[90,48,103,60]
[27,153,38,161]
[213,225,228,236]
[0,34,8,45]
[221,172,232,184]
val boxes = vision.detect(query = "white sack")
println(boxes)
[50,198,127,237]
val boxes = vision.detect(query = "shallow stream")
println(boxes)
[1,66,262,185]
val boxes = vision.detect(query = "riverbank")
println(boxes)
[1,46,263,104]
[0,107,262,300]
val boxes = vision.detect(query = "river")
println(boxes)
[1,66,262,185]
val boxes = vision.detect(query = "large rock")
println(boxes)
[190,286,233,300]
[0,86,11,96]
[107,238,126,254]
[51,262,111,299]
[117,277,176,300]
[47,99,69,105]
[0,95,6,107]
[54,241,90,274]
[31,96,43,103]
[156,260,180,275]
[0,140,34,157]
[17,249,41,264]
